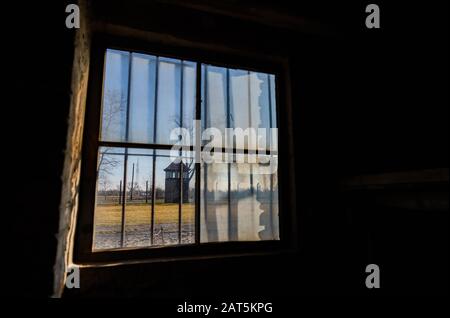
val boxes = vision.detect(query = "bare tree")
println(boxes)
[97,149,121,177]
[172,116,195,182]
[98,174,110,200]
[101,89,126,137]
[97,89,126,177]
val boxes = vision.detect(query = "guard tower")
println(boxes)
[164,161,190,203]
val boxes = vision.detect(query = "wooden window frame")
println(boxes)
[73,33,297,265]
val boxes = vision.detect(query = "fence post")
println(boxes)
[119,180,122,205]
[130,163,135,201]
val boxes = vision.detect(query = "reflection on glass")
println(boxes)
[100,50,129,142]
[93,147,125,250]
[229,69,250,131]
[203,66,277,151]
[252,155,279,240]
[203,65,227,149]
[200,161,229,243]
[269,74,278,151]
[205,65,228,134]
[230,162,257,241]
[200,154,279,243]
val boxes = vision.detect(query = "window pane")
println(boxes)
[200,160,229,243]
[271,165,279,240]
[269,74,278,151]
[200,154,279,243]
[152,149,192,246]
[100,50,129,142]
[128,53,157,144]
[252,155,279,240]
[229,70,273,150]
[155,58,182,144]
[93,147,125,250]
[182,61,197,139]
[254,72,272,148]
[229,69,250,131]
[124,149,154,248]
[181,151,196,244]
[229,162,255,241]
[255,73,272,131]
[202,66,276,151]
[203,65,227,148]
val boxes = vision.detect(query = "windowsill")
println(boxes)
[74,239,295,266]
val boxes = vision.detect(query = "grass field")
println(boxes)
[94,203,195,226]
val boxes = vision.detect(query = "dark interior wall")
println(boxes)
[6,1,75,297]
[5,0,448,298]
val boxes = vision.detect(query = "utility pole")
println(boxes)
[119,180,122,205]
[130,163,135,201]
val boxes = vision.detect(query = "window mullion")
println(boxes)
[194,63,202,244]
[178,61,184,244]
[150,57,159,245]
[267,74,274,238]
[226,68,233,241]
[247,70,254,196]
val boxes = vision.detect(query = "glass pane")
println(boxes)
[229,162,256,241]
[229,69,250,132]
[100,50,130,142]
[252,154,279,240]
[156,58,182,145]
[128,53,157,144]
[200,155,279,243]
[200,159,229,243]
[269,74,278,151]
[204,65,227,148]
[124,149,154,248]
[202,66,275,151]
[100,50,198,145]
[271,163,279,240]
[181,151,196,244]
[182,61,197,140]
[254,72,272,149]
[93,147,125,250]
[153,150,182,245]
[229,70,273,150]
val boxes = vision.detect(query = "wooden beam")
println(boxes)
[341,168,449,189]
[154,0,332,35]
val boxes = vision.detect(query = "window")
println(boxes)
[75,38,295,263]
[90,48,279,251]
